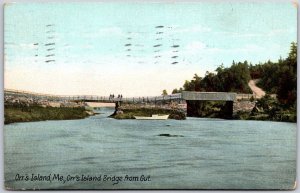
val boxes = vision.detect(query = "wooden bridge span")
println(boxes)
[5,89,256,118]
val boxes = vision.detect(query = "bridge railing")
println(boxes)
[236,93,276,100]
[4,89,183,103]
[236,94,254,100]
[121,93,182,103]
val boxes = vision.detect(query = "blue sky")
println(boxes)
[4,2,297,96]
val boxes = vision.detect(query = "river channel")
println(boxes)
[4,108,296,189]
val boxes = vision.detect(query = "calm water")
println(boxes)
[4,108,296,190]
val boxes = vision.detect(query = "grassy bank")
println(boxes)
[111,107,186,120]
[4,105,90,124]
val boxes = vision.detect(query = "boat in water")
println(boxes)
[134,114,169,120]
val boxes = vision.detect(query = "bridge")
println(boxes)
[5,89,256,117]
[5,89,237,102]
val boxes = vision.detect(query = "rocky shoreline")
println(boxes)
[110,106,186,120]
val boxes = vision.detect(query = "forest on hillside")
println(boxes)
[171,42,297,122]
[250,42,297,106]
[173,42,296,104]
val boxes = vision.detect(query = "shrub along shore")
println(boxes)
[4,105,92,124]
[234,95,296,122]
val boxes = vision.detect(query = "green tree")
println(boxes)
[256,42,297,106]
[162,89,168,96]
[172,88,178,94]
[172,87,183,94]
[277,42,297,106]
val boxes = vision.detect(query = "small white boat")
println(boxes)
[134,114,169,120]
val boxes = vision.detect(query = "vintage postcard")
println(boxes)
[3,1,297,190]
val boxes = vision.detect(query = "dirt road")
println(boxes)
[248,79,266,98]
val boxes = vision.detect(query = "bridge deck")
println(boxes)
[5,89,247,103]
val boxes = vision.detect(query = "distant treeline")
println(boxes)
[172,42,297,107]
